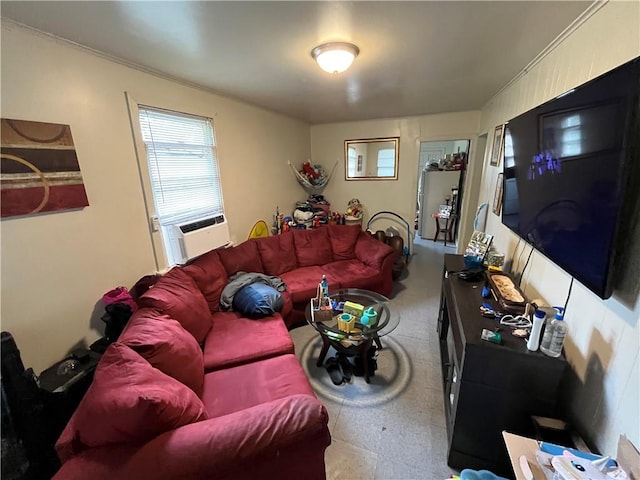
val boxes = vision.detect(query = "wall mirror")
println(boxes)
[345,137,399,180]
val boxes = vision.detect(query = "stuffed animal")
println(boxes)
[302,161,319,179]
[346,198,363,219]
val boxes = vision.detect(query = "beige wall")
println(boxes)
[0,22,309,372]
[311,112,480,251]
[477,1,640,455]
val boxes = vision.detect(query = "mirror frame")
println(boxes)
[344,137,399,181]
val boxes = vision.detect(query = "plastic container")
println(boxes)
[321,275,329,298]
[540,308,567,358]
[527,309,546,351]
[344,216,363,226]
[361,307,378,326]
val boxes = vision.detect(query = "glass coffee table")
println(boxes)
[304,288,399,383]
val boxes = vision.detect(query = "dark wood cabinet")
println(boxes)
[438,254,566,476]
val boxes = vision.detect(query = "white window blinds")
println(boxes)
[138,107,224,226]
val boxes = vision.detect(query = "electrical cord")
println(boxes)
[514,241,527,278]
[518,246,535,287]
[509,237,522,273]
[500,314,532,328]
[563,277,574,314]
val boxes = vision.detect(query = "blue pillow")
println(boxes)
[232,283,284,319]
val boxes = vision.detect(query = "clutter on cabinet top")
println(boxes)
[427,152,467,172]
[463,230,493,268]
[293,195,330,229]
[487,272,527,314]
[308,194,330,217]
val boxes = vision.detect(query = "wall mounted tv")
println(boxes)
[502,56,639,299]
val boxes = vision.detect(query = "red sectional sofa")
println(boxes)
[53,225,395,480]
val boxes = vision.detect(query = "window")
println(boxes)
[504,129,515,168]
[559,114,582,157]
[347,146,357,177]
[377,148,395,176]
[138,107,225,265]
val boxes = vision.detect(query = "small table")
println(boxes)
[304,288,399,383]
[432,213,456,245]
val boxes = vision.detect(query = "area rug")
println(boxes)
[295,327,413,407]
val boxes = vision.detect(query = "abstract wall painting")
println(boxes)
[1,118,89,218]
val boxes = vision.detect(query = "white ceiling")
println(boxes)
[1,1,593,124]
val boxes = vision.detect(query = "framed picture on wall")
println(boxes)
[492,173,504,215]
[490,124,505,167]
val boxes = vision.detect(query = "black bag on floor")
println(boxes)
[102,303,133,343]
[1,332,59,479]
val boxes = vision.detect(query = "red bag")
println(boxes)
[102,286,137,312]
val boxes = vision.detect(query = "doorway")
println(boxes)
[416,140,470,245]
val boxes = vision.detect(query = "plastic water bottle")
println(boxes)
[539,307,559,352]
[527,309,546,351]
[321,275,329,298]
[540,308,567,358]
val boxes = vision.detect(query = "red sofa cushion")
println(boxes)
[327,224,361,260]
[322,260,383,292]
[138,267,212,343]
[279,289,293,323]
[183,249,228,313]
[201,354,315,418]
[63,343,207,454]
[256,232,297,276]
[355,232,396,270]
[217,239,264,276]
[202,311,294,371]
[280,266,342,303]
[55,396,330,480]
[119,309,205,396]
[292,228,333,267]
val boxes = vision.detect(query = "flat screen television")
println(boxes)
[502,56,639,299]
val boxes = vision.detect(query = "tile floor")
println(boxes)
[289,235,459,480]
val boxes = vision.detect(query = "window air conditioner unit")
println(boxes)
[169,215,230,264]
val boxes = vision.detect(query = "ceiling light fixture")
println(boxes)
[311,42,359,74]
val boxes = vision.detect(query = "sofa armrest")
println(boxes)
[54,394,330,480]
[354,232,396,270]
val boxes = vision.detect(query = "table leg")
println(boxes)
[433,216,439,242]
[373,333,382,350]
[359,339,374,383]
[443,217,448,246]
[316,336,331,367]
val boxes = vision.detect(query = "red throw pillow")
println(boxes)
[256,232,297,276]
[327,224,362,260]
[69,343,207,452]
[139,267,212,343]
[292,228,333,267]
[217,239,264,276]
[119,309,205,396]
[183,249,228,313]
